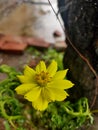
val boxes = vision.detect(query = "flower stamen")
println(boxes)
[35,71,51,87]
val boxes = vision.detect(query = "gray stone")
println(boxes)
[58,0,98,107]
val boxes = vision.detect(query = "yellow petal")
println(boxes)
[48,80,74,89]
[47,60,57,77]
[24,86,41,102]
[48,88,68,101]
[17,75,35,83]
[36,61,46,73]
[41,87,55,101]
[24,65,36,76]
[32,95,48,111]
[53,69,68,80]
[15,83,36,95]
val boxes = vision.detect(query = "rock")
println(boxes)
[63,45,96,107]
[58,0,98,108]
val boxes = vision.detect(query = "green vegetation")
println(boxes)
[0,47,93,130]
[27,47,64,70]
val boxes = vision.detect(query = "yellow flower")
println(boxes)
[15,60,74,111]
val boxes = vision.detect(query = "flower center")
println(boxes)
[35,71,51,87]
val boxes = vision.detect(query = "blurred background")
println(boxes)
[0,0,65,43]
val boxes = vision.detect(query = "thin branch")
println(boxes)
[47,0,65,32]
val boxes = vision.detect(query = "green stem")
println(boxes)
[9,116,23,128]
[0,101,22,128]
[0,79,11,86]
[0,101,9,119]
[91,109,98,113]
[4,121,11,130]
[0,89,14,99]
[64,106,89,116]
